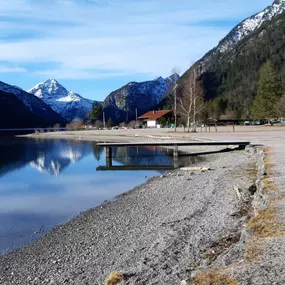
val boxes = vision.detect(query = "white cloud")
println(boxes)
[0,65,27,73]
[0,0,273,79]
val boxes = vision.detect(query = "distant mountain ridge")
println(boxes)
[0,81,65,129]
[28,79,95,122]
[0,73,179,128]
[103,74,179,123]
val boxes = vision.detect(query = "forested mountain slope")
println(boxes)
[179,1,285,118]
[0,90,52,129]
[103,74,179,123]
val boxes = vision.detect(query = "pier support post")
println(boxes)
[173,144,178,157]
[173,144,179,168]
[106,147,112,168]
[237,144,246,150]
[173,155,179,168]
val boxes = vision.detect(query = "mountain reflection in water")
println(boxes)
[0,138,204,255]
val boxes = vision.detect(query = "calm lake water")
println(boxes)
[0,138,202,255]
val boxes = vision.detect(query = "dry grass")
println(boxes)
[263,148,275,175]
[246,207,280,238]
[243,147,283,262]
[271,194,285,204]
[246,162,258,178]
[260,147,279,193]
[105,272,125,285]
[244,238,263,262]
[244,204,285,259]
[190,271,239,285]
[232,162,257,180]
[262,177,279,193]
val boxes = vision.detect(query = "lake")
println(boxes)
[0,138,201,255]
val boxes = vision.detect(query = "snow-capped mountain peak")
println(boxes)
[217,0,285,53]
[28,78,68,99]
[28,79,95,122]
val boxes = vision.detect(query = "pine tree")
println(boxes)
[106,118,113,128]
[88,102,102,123]
[251,61,283,120]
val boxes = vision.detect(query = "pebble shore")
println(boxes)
[0,150,256,285]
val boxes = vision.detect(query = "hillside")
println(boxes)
[0,81,65,125]
[179,0,285,119]
[0,90,54,129]
[103,74,179,123]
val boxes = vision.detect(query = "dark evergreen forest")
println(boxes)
[179,11,285,119]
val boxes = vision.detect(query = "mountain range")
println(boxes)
[102,74,179,123]
[0,74,179,129]
[26,75,179,124]
[0,81,65,130]
[179,0,285,118]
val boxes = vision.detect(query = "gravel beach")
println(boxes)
[8,126,285,284]
[0,149,256,285]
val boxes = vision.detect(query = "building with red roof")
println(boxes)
[138,110,172,128]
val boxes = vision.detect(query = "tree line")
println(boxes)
[86,59,285,130]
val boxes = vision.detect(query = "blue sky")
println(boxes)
[0,0,273,100]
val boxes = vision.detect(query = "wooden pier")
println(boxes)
[96,140,250,170]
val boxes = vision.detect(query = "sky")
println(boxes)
[0,0,273,101]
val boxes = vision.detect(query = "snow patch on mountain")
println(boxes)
[28,79,95,122]
[218,0,285,53]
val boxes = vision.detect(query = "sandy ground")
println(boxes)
[24,125,285,143]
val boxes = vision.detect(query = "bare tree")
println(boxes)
[176,68,204,132]
[66,119,84,131]
[53,123,61,132]
[94,120,103,129]
[171,67,180,132]
[128,120,140,128]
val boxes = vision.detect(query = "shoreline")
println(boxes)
[4,126,285,284]
[0,148,256,284]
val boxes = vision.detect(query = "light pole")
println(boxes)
[173,84,178,132]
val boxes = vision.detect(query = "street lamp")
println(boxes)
[173,83,178,132]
